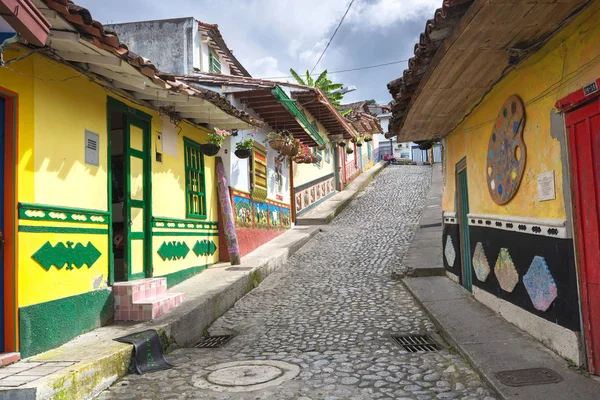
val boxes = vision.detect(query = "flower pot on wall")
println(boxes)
[200,144,220,156]
[234,149,251,159]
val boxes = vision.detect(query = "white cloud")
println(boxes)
[248,56,287,79]
[348,0,441,28]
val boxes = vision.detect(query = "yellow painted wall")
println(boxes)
[443,2,600,220]
[1,48,220,307]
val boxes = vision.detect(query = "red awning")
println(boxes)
[0,0,50,46]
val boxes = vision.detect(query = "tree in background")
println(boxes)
[366,99,378,106]
[289,69,350,115]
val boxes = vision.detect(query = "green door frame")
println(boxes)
[107,97,153,283]
[456,157,472,292]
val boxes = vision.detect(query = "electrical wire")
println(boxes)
[264,59,410,80]
[310,0,356,74]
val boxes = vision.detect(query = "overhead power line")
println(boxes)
[310,0,356,74]
[264,59,410,80]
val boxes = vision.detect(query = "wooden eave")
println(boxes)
[390,0,591,142]
[292,91,355,140]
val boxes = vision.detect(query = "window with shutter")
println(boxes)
[209,52,222,74]
[184,138,207,219]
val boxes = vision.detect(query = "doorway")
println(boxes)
[456,158,472,292]
[564,96,600,374]
[108,99,152,282]
[0,97,5,351]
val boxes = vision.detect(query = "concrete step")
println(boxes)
[114,278,181,321]
[0,353,20,367]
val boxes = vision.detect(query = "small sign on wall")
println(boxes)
[85,130,99,167]
[537,171,556,201]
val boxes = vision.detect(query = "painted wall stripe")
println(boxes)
[467,213,567,238]
[152,231,219,237]
[19,226,109,234]
[18,202,109,225]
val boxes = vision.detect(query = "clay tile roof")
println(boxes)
[386,0,474,138]
[197,21,251,77]
[40,0,260,127]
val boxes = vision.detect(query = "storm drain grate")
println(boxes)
[195,335,233,348]
[226,267,253,271]
[495,368,563,387]
[392,334,440,352]
[419,222,443,229]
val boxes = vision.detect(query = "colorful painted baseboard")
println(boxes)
[442,221,580,331]
[19,289,112,358]
[226,189,291,259]
[294,174,335,214]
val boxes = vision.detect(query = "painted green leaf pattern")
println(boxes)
[193,240,217,257]
[32,241,101,271]
[157,241,190,261]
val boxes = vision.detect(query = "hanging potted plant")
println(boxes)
[364,135,373,142]
[356,136,364,147]
[202,127,230,156]
[346,146,354,155]
[266,131,286,152]
[310,153,319,163]
[282,137,301,157]
[338,141,347,148]
[235,135,254,159]
[416,140,433,150]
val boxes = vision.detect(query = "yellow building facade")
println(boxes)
[0,48,220,357]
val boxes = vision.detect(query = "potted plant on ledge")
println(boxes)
[235,135,254,159]
[202,127,231,156]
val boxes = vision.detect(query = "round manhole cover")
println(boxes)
[193,360,300,393]
[207,365,283,386]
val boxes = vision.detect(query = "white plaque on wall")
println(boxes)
[537,171,556,201]
[161,115,178,158]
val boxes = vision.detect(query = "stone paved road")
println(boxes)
[98,166,497,400]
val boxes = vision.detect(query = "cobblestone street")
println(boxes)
[99,166,497,400]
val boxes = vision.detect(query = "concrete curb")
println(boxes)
[296,161,388,225]
[3,226,322,400]
[401,278,506,400]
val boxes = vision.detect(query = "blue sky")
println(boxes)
[75,0,441,104]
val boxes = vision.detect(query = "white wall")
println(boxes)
[198,32,232,75]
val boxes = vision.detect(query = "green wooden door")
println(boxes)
[457,166,472,292]
[125,117,152,280]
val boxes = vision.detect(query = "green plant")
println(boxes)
[208,127,231,147]
[236,135,255,151]
[265,131,285,141]
[290,68,345,108]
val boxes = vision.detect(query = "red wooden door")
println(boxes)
[566,98,600,374]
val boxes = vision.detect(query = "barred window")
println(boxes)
[184,138,206,219]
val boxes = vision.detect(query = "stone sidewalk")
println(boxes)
[98,165,500,400]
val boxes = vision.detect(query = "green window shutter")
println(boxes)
[209,52,222,74]
[184,138,207,219]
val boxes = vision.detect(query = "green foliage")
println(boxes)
[366,99,378,106]
[236,137,255,151]
[289,68,347,108]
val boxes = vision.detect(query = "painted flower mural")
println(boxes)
[494,248,519,293]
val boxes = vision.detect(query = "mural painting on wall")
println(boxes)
[296,177,336,214]
[486,95,527,205]
[281,208,291,228]
[495,248,519,293]
[295,193,302,212]
[233,195,253,228]
[523,256,558,312]
[269,204,281,229]
[472,242,490,282]
[254,202,269,229]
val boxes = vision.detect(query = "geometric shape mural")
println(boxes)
[445,235,456,267]
[193,240,217,257]
[157,241,190,261]
[472,242,490,282]
[523,256,558,312]
[32,241,102,271]
[494,248,519,293]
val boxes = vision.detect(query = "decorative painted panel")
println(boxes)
[192,240,217,257]
[494,248,519,293]
[269,204,281,229]
[233,194,253,228]
[32,241,101,271]
[444,235,456,267]
[295,176,335,214]
[472,242,490,282]
[486,95,527,205]
[19,203,109,224]
[254,202,268,229]
[282,208,291,228]
[523,256,558,312]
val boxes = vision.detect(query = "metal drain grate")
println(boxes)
[195,335,233,348]
[226,267,253,271]
[496,368,563,387]
[392,334,440,352]
[419,222,443,229]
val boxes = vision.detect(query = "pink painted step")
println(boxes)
[0,353,20,366]
[113,278,186,321]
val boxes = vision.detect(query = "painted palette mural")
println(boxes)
[486,95,527,205]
